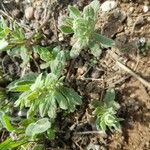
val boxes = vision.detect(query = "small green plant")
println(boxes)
[33,46,67,70]
[92,89,122,132]
[58,0,114,58]
[137,38,150,56]
[7,50,82,118]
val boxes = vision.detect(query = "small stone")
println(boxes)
[91,70,100,79]
[58,33,64,41]
[90,93,99,99]
[100,0,117,12]
[15,0,20,3]
[129,7,134,13]
[25,7,34,20]
[147,17,150,21]
[143,5,149,13]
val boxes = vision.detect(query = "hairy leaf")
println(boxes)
[93,33,115,47]
[0,39,8,50]
[68,6,81,18]
[59,25,74,34]
[25,118,51,137]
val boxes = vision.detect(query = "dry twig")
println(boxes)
[109,51,150,89]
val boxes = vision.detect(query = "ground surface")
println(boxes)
[0,0,150,150]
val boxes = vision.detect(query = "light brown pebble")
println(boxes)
[25,7,34,20]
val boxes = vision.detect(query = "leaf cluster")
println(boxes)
[93,89,122,132]
[58,0,114,57]
[7,48,81,118]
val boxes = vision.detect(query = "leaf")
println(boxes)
[89,43,102,57]
[0,112,15,132]
[70,41,83,58]
[33,46,53,62]
[0,39,8,50]
[39,100,48,117]
[88,0,100,13]
[103,88,119,109]
[59,25,74,34]
[0,28,10,39]
[54,91,68,110]
[7,76,35,92]
[47,96,57,118]
[20,46,30,67]
[30,74,43,91]
[0,137,27,150]
[25,118,51,137]
[83,5,95,19]
[40,62,51,69]
[93,33,115,47]
[91,100,102,108]
[32,144,45,150]
[58,16,73,27]
[59,86,82,112]
[11,23,25,42]
[50,51,65,77]
[68,6,81,18]
[47,128,55,140]
[104,88,115,102]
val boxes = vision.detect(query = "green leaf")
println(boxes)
[39,100,48,117]
[59,25,74,34]
[58,16,73,27]
[30,74,43,91]
[0,39,8,50]
[11,23,25,42]
[59,86,82,112]
[47,96,57,118]
[40,62,51,69]
[7,74,36,92]
[32,144,45,150]
[93,33,115,47]
[103,88,115,104]
[0,112,15,132]
[25,118,51,137]
[20,46,30,67]
[68,6,81,18]
[0,28,10,39]
[89,43,102,57]
[50,51,65,77]
[0,137,27,150]
[83,6,95,19]
[55,91,68,109]
[88,0,100,13]
[33,46,53,62]
[47,128,55,140]
[70,41,83,58]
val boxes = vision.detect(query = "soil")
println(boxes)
[0,0,150,150]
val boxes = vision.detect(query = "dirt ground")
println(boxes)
[0,0,150,150]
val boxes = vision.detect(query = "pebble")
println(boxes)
[58,33,64,41]
[129,7,134,13]
[25,6,34,20]
[143,5,149,13]
[100,0,117,12]
[15,0,20,3]
[91,70,100,79]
